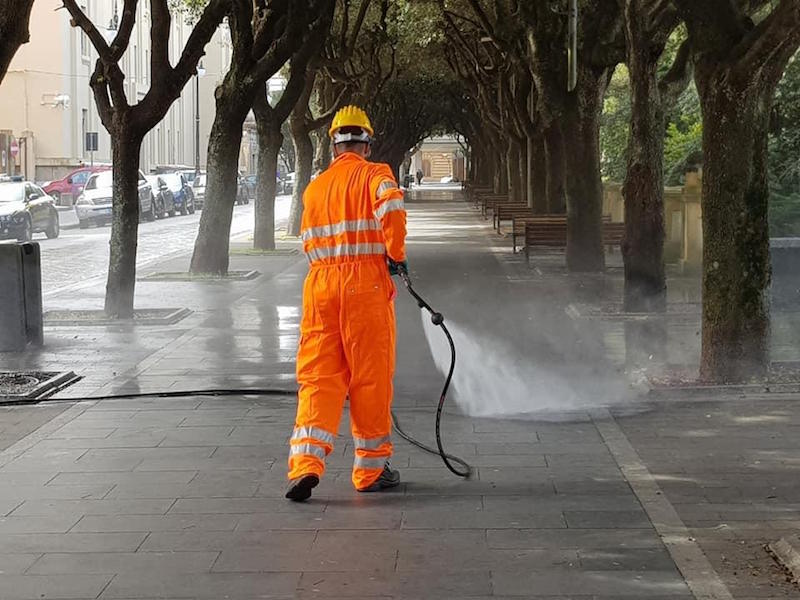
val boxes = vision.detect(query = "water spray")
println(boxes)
[393,265,471,478]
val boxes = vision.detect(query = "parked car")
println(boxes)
[192,174,206,209]
[75,170,154,228]
[43,165,109,206]
[280,172,295,195]
[162,173,196,215]
[145,175,176,218]
[178,169,203,185]
[0,178,60,241]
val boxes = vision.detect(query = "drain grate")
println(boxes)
[0,371,81,404]
[44,308,192,326]
[139,270,261,281]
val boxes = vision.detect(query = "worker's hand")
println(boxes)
[387,258,408,277]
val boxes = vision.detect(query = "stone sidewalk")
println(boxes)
[0,185,798,598]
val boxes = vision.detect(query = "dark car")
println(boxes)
[162,173,196,215]
[146,175,176,218]
[0,179,60,241]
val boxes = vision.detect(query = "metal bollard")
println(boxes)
[0,242,43,351]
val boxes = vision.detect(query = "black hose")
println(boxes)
[396,269,471,478]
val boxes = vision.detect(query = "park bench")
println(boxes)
[474,191,506,212]
[511,214,612,253]
[466,184,493,205]
[523,220,625,266]
[481,195,520,218]
[494,204,536,233]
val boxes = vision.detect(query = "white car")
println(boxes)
[75,170,154,228]
[192,174,206,209]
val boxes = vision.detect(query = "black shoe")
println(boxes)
[285,474,320,502]
[358,462,400,492]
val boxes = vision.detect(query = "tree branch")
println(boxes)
[735,0,800,74]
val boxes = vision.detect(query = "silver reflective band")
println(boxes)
[301,219,381,242]
[375,199,404,219]
[377,181,398,197]
[353,455,388,470]
[353,435,391,450]
[290,443,327,460]
[291,426,335,445]
[306,243,386,263]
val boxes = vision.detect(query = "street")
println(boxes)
[34,195,293,296]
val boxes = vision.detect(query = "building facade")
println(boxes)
[0,1,232,183]
[410,136,467,182]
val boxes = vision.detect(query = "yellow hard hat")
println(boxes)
[329,105,374,139]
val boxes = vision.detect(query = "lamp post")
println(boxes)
[195,60,205,177]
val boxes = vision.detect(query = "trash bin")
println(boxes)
[0,242,43,352]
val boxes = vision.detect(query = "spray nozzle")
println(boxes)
[431,312,444,326]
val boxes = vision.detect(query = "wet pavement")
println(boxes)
[39,195,293,295]
[0,184,797,598]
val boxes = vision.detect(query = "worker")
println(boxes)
[286,105,407,502]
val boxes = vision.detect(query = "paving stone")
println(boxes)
[0,574,112,599]
[10,498,174,517]
[169,497,325,514]
[101,572,300,599]
[491,568,690,596]
[71,514,240,533]
[0,533,146,553]
[27,551,219,575]
[0,554,41,574]
[296,570,491,597]
[46,470,198,487]
[487,528,664,549]
[0,515,81,534]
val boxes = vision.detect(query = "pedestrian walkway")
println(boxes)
[0,185,797,598]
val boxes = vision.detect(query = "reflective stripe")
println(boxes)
[374,199,404,219]
[353,455,387,470]
[290,443,327,460]
[301,218,382,243]
[377,180,398,197]
[306,243,386,263]
[291,426,335,445]
[353,435,391,450]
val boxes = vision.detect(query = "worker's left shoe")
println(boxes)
[357,462,400,492]
[285,473,320,502]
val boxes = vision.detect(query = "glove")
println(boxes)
[387,258,408,277]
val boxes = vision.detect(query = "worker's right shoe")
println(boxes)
[285,474,320,502]
[357,463,401,493]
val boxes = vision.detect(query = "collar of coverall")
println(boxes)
[332,151,368,165]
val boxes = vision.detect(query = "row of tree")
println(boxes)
[433,0,800,383]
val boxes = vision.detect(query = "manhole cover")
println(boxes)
[0,371,81,404]
[43,308,192,326]
[139,270,261,281]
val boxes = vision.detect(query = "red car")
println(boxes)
[43,165,109,205]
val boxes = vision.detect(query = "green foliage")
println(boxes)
[599,65,630,182]
[769,51,800,235]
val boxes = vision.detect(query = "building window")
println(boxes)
[81,109,88,158]
[80,4,90,59]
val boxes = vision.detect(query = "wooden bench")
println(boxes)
[494,204,536,233]
[523,220,625,266]
[511,214,611,253]
[480,195,518,218]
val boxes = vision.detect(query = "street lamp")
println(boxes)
[195,60,205,177]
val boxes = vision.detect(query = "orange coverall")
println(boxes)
[289,151,407,491]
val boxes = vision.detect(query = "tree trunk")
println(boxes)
[314,129,332,171]
[697,70,774,381]
[0,0,35,85]
[286,113,314,237]
[543,124,566,214]
[561,79,607,272]
[254,121,282,250]
[622,32,666,312]
[190,93,250,274]
[104,130,144,318]
[531,135,548,213]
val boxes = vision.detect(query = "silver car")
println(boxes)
[75,170,154,228]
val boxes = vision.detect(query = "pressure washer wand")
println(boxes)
[393,267,471,478]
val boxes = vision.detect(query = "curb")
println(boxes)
[767,536,800,584]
